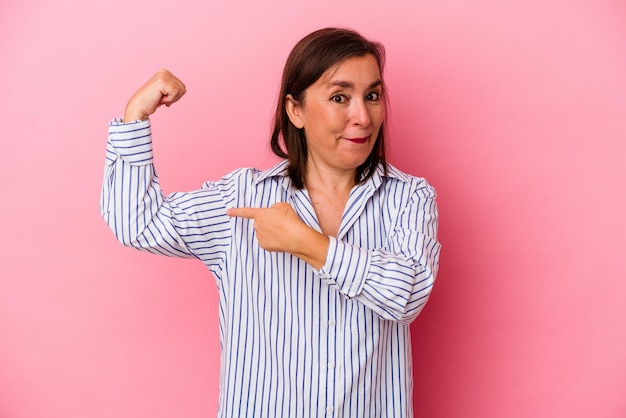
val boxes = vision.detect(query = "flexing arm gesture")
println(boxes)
[123,69,186,122]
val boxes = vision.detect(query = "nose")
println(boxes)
[349,98,371,127]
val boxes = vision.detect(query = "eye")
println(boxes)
[331,94,348,104]
[366,91,380,101]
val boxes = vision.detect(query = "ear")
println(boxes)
[285,94,304,129]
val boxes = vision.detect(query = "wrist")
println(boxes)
[291,226,329,270]
[123,97,152,122]
[123,108,148,123]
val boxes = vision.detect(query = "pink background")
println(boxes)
[1,1,625,417]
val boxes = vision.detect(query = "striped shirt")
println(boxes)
[101,119,441,417]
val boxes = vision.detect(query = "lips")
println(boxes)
[345,137,368,144]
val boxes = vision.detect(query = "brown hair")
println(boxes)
[270,27,388,189]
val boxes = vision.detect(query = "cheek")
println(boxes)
[372,106,385,126]
[328,107,348,123]
[322,110,349,134]
[308,107,343,128]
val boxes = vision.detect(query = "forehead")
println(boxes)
[316,54,382,87]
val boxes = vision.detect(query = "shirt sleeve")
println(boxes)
[316,181,441,325]
[100,119,231,266]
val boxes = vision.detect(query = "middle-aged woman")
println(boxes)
[101,27,441,417]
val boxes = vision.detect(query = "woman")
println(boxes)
[102,27,440,418]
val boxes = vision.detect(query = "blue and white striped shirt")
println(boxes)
[101,119,441,417]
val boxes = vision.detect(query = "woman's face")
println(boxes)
[286,54,385,178]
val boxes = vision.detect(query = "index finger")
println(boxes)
[226,207,259,219]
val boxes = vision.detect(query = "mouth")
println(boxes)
[345,136,368,144]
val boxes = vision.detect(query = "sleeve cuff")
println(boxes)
[317,236,371,298]
[106,118,153,165]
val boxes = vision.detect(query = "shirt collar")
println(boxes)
[254,160,292,192]
[254,160,411,192]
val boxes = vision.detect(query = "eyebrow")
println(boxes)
[327,79,383,89]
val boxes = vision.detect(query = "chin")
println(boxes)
[341,157,369,171]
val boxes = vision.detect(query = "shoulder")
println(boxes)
[198,161,290,204]
[199,161,286,188]
[383,164,437,198]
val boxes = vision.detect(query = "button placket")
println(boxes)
[326,292,339,417]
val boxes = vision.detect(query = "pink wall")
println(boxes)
[1,1,625,417]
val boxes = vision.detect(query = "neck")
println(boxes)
[304,163,356,194]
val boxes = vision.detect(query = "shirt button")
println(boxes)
[328,362,335,369]
[328,319,336,327]
[327,406,334,413]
